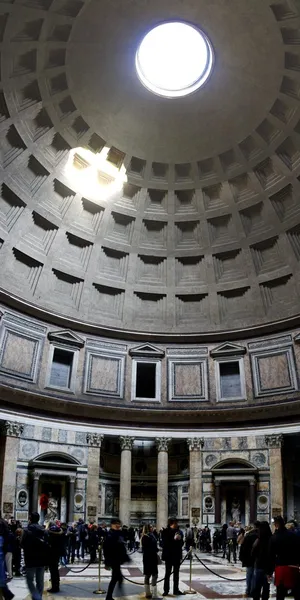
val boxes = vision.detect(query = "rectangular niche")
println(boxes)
[134,292,167,322]
[0,184,26,233]
[131,359,161,402]
[270,184,300,222]
[229,174,257,203]
[11,248,43,294]
[175,294,209,326]
[23,211,58,255]
[44,132,71,165]
[175,221,201,250]
[51,269,84,309]
[127,156,146,178]
[136,255,167,285]
[40,179,75,219]
[218,287,255,323]
[239,201,272,237]
[60,232,93,271]
[175,163,192,181]
[74,198,104,236]
[49,348,74,389]
[97,247,129,281]
[259,274,297,315]
[215,357,246,402]
[207,214,235,246]
[250,346,298,397]
[20,155,50,195]
[106,212,135,245]
[84,348,125,399]
[1,124,26,167]
[116,183,141,211]
[140,219,167,249]
[91,284,125,320]
[168,358,208,402]
[175,255,205,286]
[213,249,245,283]
[145,189,168,214]
[175,189,197,214]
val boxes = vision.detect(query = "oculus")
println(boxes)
[135,21,214,98]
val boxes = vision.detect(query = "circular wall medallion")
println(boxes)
[258,495,269,510]
[135,22,214,98]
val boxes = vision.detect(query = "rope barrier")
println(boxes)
[122,552,190,586]
[194,552,246,582]
[65,560,93,573]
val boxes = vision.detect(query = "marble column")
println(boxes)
[156,437,171,531]
[0,421,24,517]
[68,475,76,524]
[214,481,221,524]
[119,436,134,526]
[86,433,104,522]
[32,471,41,513]
[187,437,204,526]
[265,434,284,518]
[249,480,256,523]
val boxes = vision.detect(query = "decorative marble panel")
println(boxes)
[168,358,208,401]
[250,346,298,397]
[84,350,125,398]
[0,316,45,382]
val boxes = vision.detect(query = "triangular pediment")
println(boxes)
[129,344,165,358]
[210,342,246,358]
[294,333,300,343]
[48,329,85,349]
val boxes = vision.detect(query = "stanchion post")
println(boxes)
[184,550,195,595]
[93,540,106,594]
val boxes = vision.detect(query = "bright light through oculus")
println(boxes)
[136,22,214,98]
[65,147,127,201]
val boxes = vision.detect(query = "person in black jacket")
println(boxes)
[141,524,160,599]
[103,518,129,600]
[251,521,272,600]
[161,519,184,597]
[47,522,64,593]
[21,512,49,600]
[239,522,259,596]
[268,516,300,600]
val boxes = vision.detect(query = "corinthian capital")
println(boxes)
[119,436,134,451]
[86,433,104,447]
[156,437,171,453]
[265,434,283,449]
[187,437,204,451]
[1,421,24,437]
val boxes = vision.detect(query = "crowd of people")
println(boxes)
[1,513,300,600]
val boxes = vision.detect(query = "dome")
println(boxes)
[0,0,300,340]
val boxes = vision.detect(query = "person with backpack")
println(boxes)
[21,512,49,600]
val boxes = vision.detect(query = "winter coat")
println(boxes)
[161,527,183,564]
[239,529,258,567]
[21,523,50,568]
[103,529,129,568]
[142,533,158,577]
[251,538,272,575]
[47,525,64,559]
[269,528,300,573]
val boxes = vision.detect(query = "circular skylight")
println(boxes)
[136,22,214,98]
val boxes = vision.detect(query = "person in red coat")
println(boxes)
[39,494,48,525]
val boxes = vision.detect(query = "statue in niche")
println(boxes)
[46,492,59,522]
[168,486,178,516]
[231,497,241,524]
[105,486,114,515]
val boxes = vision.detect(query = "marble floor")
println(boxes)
[7,550,276,600]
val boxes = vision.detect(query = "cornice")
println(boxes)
[1,289,300,344]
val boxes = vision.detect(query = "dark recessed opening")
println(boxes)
[50,348,73,388]
[136,362,156,398]
[219,361,241,398]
